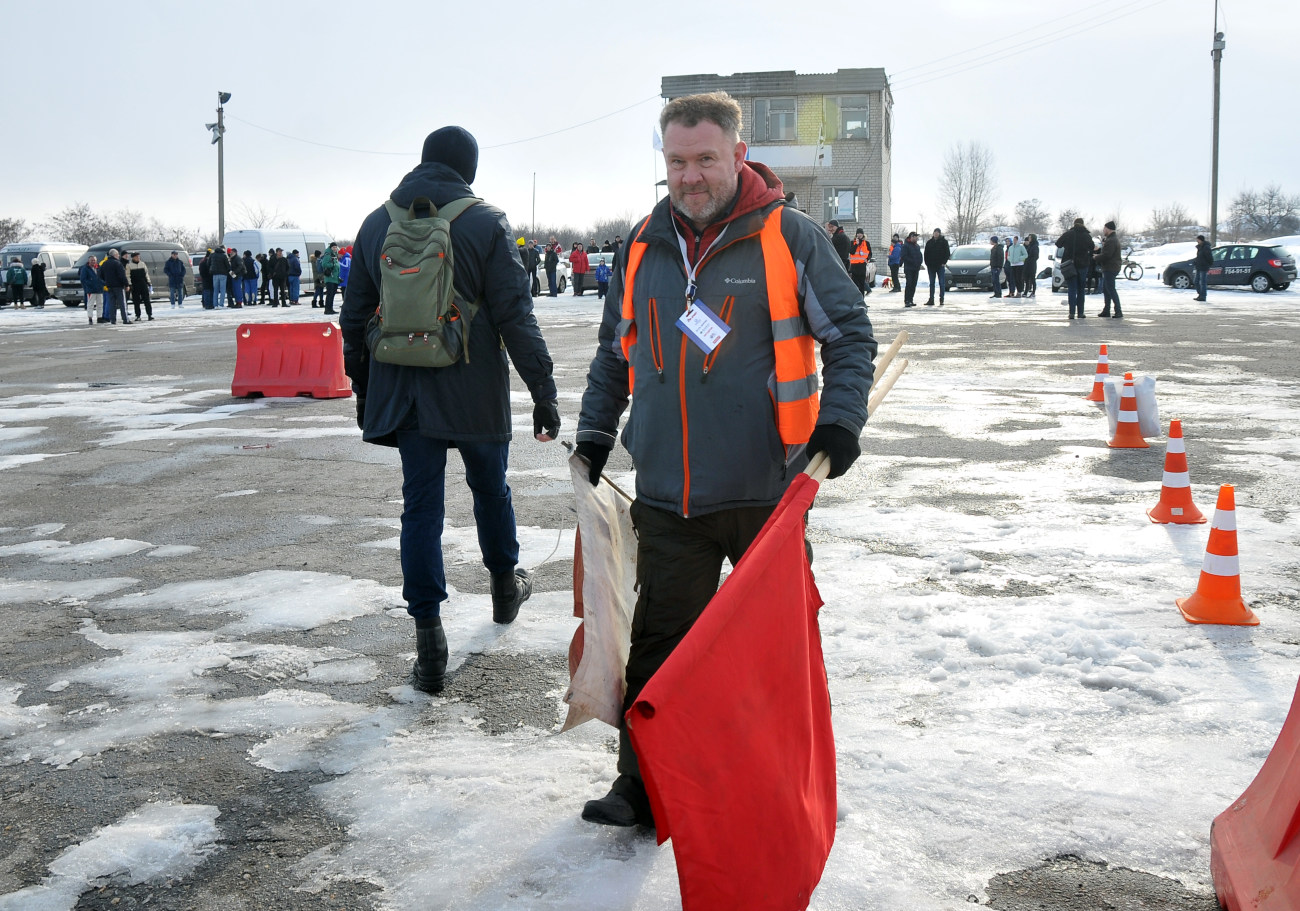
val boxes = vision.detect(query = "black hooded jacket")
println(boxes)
[340,161,556,446]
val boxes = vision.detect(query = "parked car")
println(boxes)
[943,244,1006,292]
[0,242,88,305]
[1162,243,1296,293]
[55,240,195,304]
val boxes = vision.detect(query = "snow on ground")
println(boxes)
[1,285,1299,908]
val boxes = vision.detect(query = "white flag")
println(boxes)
[651,126,663,151]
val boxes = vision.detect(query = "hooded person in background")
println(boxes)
[1022,234,1040,297]
[340,125,560,696]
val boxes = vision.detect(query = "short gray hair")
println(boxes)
[660,92,743,140]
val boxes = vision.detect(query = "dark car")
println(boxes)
[943,243,1006,292]
[55,240,195,304]
[1163,243,1296,293]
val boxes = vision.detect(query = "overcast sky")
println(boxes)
[4,0,1296,243]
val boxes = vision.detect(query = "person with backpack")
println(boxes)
[5,257,26,308]
[340,126,560,697]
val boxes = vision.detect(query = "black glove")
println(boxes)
[355,396,366,432]
[574,440,611,486]
[533,400,560,441]
[806,424,861,480]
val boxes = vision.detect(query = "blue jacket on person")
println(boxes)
[594,262,612,284]
[889,241,903,265]
[338,252,352,287]
[163,256,187,285]
[901,239,924,270]
[79,261,100,295]
[288,252,302,277]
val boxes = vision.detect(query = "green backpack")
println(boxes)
[366,195,481,368]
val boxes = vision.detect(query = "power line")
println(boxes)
[227,94,661,158]
[891,0,1174,92]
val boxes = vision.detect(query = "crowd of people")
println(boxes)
[515,236,623,298]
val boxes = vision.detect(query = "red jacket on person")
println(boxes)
[570,248,590,274]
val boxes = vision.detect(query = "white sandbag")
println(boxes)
[1102,375,1161,439]
[561,453,637,731]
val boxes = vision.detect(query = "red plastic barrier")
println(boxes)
[1212,675,1300,911]
[231,323,352,399]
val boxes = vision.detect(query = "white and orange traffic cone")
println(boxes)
[1148,420,1206,524]
[1108,372,1149,449]
[1176,485,1258,626]
[1085,344,1109,402]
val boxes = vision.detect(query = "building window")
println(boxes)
[820,95,870,141]
[824,188,858,224]
[753,97,796,142]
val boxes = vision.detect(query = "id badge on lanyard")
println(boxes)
[675,227,732,355]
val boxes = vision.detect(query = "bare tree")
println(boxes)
[1102,207,1130,240]
[0,217,29,248]
[936,141,997,245]
[231,203,295,230]
[37,203,114,245]
[1228,185,1300,239]
[1014,199,1051,236]
[1146,203,1196,245]
[106,209,150,241]
[147,218,203,251]
[1055,208,1087,235]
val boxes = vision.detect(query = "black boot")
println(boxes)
[411,619,448,693]
[1098,308,1110,317]
[582,774,654,828]
[490,568,532,624]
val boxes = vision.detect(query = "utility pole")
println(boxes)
[1210,2,1224,245]
[208,92,232,244]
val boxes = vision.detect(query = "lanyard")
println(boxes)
[676,224,729,314]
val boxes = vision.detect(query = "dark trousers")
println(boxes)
[324,282,339,313]
[1099,270,1122,314]
[617,499,776,779]
[259,276,272,304]
[311,280,325,307]
[6,284,22,305]
[1068,270,1088,317]
[991,267,1003,297]
[546,269,557,296]
[1195,270,1208,299]
[1023,260,1037,295]
[889,263,900,291]
[530,271,541,297]
[105,287,129,323]
[926,265,945,302]
[273,278,289,305]
[131,286,152,318]
[573,272,585,296]
[396,431,518,622]
[849,263,867,295]
[903,266,919,303]
[1007,265,1023,296]
[597,280,609,299]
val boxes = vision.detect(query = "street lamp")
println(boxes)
[206,92,232,245]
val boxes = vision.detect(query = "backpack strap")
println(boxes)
[384,196,481,223]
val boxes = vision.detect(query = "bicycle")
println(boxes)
[1122,247,1144,281]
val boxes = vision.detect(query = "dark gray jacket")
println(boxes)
[577,191,876,518]
[341,162,556,446]
[1095,233,1122,272]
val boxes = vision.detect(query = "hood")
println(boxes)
[389,161,474,210]
[669,160,786,239]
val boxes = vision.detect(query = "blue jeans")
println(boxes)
[212,274,227,307]
[232,279,244,304]
[396,431,519,621]
[1100,270,1121,311]
[927,266,945,301]
[991,267,1003,297]
[169,282,185,307]
[288,276,300,301]
[1194,270,1208,298]
[546,270,557,296]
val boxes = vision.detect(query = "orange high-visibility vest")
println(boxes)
[849,238,870,265]
[620,206,819,445]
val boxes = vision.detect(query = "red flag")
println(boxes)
[628,473,836,911]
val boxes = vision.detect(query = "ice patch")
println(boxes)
[0,802,219,911]
[148,545,199,558]
[0,577,137,606]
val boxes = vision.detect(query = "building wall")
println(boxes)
[662,69,893,262]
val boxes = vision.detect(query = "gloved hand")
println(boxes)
[806,424,861,480]
[355,396,366,432]
[533,400,561,441]
[575,440,612,486]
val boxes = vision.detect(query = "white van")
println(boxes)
[0,242,88,306]
[222,229,333,293]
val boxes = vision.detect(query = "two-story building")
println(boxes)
[661,68,893,260]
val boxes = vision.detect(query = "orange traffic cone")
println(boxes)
[1108,372,1149,449]
[1148,420,1206,524]
[1176,485,1258,626]
[1085,344,1109,402]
